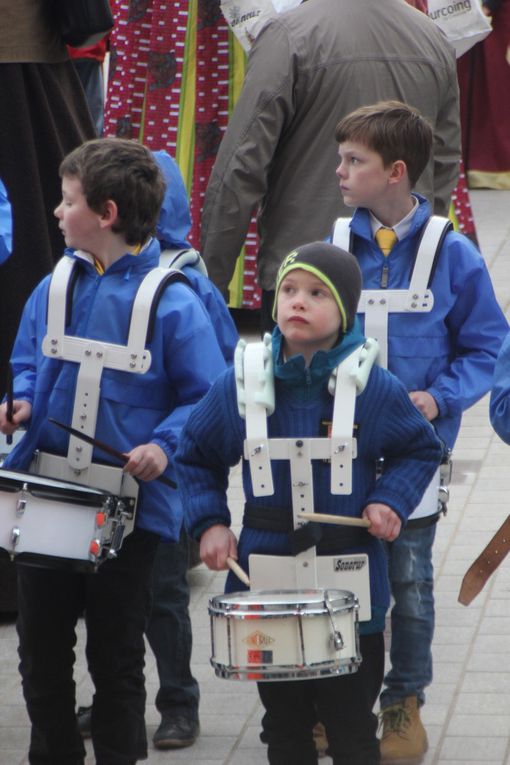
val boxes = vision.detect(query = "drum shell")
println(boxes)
[209,588,360,681]
[0,469,130,569]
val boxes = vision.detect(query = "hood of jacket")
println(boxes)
[153,150,192,250]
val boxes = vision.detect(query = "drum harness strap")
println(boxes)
[333,215,453,525]
[332,215,452,368]
[37,253,189,496]
[236,334,378,588]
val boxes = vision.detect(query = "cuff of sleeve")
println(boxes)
[189,518,230,541]
[427,387,446,418]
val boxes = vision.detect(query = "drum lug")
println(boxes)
[16,482,28,516]
[324,590,345,651]
[10,526,20,551]
[331,630,344,651]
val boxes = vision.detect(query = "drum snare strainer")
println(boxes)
[209,588,360,681]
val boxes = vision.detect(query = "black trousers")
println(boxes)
[258,632,384,765]
[260,289,276,337]
[16,528,159,765]
[145,531,200,722]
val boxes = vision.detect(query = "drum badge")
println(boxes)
[243,630,275,648]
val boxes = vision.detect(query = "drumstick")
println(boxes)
[48,418,177,489]
[226,556,251,587]
[297,511,371,528]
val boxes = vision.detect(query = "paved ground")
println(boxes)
[1,188,510,764]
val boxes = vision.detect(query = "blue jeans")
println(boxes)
[145,532,200,722]
[380,522,437,709]
[71,58,104,136]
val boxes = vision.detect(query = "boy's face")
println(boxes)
[336,141,396,211]
[276,269,342,363]
[54,176,103,253]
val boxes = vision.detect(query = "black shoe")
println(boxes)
[153,715,200,750]
[77,704,92,739]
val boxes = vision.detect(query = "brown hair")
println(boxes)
[59,138,165,245]
[335,101,432,187]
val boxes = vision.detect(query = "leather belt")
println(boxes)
[458,515,510,606]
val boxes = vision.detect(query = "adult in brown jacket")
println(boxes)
[201,0,460,330]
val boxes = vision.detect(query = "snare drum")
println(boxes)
[209,588,360,681]
[0,468,136,569]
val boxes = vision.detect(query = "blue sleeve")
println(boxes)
[181,267,239,364]
[7,276,54,404]
[150,285,228,463]
[0,178,12,265]
[427,234,508,416]
[175,368,245,539]
[490,331,510,443]
[360,368,444,523]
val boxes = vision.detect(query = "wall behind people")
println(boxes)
[200,0,461,317]
[0,0,95,393]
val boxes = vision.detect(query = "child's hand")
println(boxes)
[123,443,168,481]
[409,390,439,421]
[0,400,31,434]
[363,503,401,541]
[199,524,238,571]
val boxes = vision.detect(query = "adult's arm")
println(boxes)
[200,19,294,298]
[432,53,461,216]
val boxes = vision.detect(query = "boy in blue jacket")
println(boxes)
[332,101,508,763]
[0,138,226,765]
[175,241,442,764]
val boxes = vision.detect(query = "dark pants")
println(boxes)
[16,528,159,765]
[258,632,384,765]
[260,289,276,337]
[145,531,200,722]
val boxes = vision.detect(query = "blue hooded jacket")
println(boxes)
[345,195,508,448]
[154,150,238,364]
[4,239,227,541]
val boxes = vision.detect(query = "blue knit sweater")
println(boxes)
[176,327,442,633]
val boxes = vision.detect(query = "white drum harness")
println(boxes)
[332,215,452,523]
[31,253,189,562]
[236,335,377,616]
[332,215,452,368]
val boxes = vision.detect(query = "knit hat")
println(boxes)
[272,241,362,332]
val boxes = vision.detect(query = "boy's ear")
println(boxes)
[388,160,408,185]
[98,199,118,229]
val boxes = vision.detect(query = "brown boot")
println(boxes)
[312,722,329,758]
[379,696,428,764]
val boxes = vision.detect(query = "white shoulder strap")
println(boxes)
[407,215,451,300]
[331,217,352,251]
[359,215,450,368]
[42,260,187,470]
[239,338,378,497]
[159,247,208,276]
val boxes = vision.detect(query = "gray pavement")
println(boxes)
[1,188,510,764]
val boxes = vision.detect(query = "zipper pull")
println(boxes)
[380,263,389,288]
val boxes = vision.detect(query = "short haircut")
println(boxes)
[59,138,166,245]
[335,101,433,187]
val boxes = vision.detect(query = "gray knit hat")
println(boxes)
[272,241,362,332]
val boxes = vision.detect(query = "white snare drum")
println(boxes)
[0,469,136,569]
[209,588,360,681]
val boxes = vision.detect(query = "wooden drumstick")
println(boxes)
[226,556,251,587]
[297,511,371,528]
